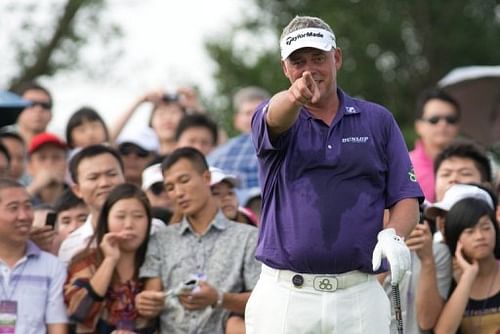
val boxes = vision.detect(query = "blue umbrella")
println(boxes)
[0,90,30,128]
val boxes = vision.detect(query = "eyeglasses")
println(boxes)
[422,115,459,125]
[150,182,166,196]
[29,100,52,110]
[118,144,150,158]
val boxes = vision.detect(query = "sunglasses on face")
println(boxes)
[150,182,166,196]
[29,100,52,110]
[118,144,150,158]
[422,115,459,125]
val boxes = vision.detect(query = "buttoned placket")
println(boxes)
[187,228,220,334]
[0,257,28,301]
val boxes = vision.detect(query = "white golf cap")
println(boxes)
[280,27,336,60]
[209,167,240,188]
[117,126,160,152]
[425,184,494,219]
[142,163,163,190]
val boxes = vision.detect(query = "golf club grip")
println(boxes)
[392,283,403,334]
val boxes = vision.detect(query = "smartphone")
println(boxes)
[181,278,199,292]
[45,212,57,229]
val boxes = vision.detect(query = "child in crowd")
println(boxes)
[65,107,109,150]
[52,189,90,254]
[64,183,156,333]
[210,167,257,226]
[435,197,500,334]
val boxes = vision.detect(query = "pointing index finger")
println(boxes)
[302,71,315,88]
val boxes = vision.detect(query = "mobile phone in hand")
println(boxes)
[45,212,57,229]
[181,279,199,292]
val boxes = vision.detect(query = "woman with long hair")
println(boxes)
[64,183,156,333]
[435,197,500,334]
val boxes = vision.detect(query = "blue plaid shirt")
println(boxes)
[207,133,259,189]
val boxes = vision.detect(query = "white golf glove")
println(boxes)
[372,228,410,285]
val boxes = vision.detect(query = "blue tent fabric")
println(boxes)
[0,90,29,127]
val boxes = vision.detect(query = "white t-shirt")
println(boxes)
[383,241,452,334]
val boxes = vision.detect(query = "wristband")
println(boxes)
[213,289,224,309]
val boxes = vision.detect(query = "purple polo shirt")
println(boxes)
[251,89,423,274]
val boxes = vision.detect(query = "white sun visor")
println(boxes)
[280,27,336,60]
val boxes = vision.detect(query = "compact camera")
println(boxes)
[162,93,179,102]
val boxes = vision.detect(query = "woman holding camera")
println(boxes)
[110,88,205,155]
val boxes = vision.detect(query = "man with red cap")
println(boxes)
[26,132,68,252]
[26,132,68,206]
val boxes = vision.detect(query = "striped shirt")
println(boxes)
[207,134,260,190]
[64,250,156,334]
[0,241,68,334]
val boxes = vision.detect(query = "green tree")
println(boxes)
[1,0,122,91]
[205,0,500,143]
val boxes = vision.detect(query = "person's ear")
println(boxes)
[416,117,429,138]
[71,183,83,200]
[26,157,35,176]
[203,169,211,186]
[334,48,342,70]
[436,216,446,237]
[282,60,291,80]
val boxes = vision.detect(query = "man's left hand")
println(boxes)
[178,281,218,311]
[372,228,410,284]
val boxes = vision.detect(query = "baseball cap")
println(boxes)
[29,132,67,154]
[116,126,160,152]
[209,167,240,188]
[142,163,163,190]
[425,184,494,219]
[240,187,261,207]
[280,27,336,60]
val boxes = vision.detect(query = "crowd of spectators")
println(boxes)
[0,70,498,333]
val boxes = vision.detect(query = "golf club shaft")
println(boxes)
[392,283,403,334]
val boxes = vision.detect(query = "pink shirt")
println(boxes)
[409,140,435,202]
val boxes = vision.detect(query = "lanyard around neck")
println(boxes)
[0,260,28,301]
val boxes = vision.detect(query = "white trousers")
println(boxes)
[245,265,391,334]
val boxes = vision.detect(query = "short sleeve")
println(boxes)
[45,258,69,324]
[251,101,293,156]
[139,232,163,279]
[384,113,424,207]
[433,242,452,299]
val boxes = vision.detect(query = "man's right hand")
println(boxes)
[287,71,320,106]
[135,290,165,318]
[27,169,64,195]
[30,225,57,252]
[406,222,433,263]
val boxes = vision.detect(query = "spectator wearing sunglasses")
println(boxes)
[116,126,159,187]
[2,81,54,147]
[142,162,172,210]
[410,89,461,203]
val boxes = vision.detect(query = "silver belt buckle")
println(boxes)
[313,276,338,292]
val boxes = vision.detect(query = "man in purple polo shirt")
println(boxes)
[245,15,424,334]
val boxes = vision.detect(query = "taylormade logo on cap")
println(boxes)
[280,27,336,60]
[285,31,325,45]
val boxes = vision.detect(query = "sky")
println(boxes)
[2,0,247,136]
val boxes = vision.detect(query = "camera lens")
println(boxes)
[162,93,179,102]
